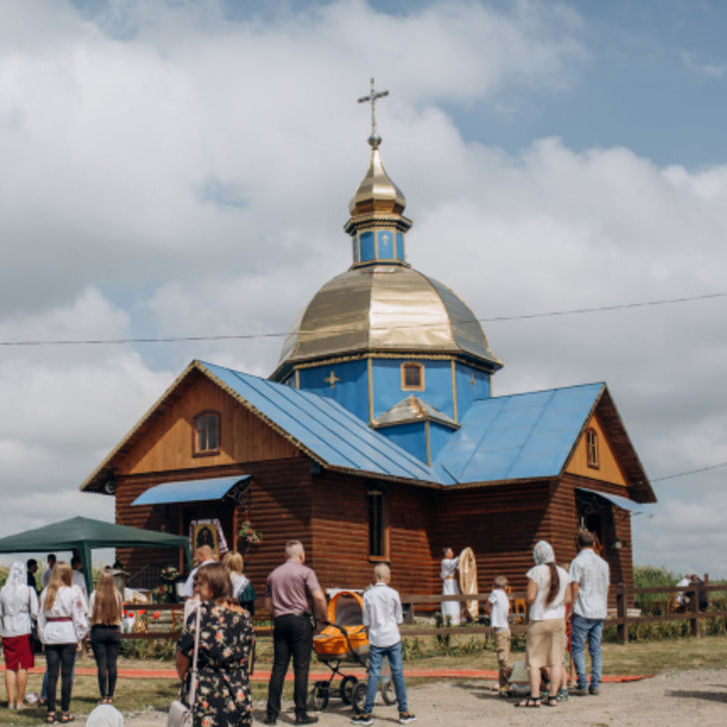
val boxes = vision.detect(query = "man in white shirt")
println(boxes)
[569,531,609,696]
[180,546,216,599]
[41,554,56,589]
[353,564,415,726]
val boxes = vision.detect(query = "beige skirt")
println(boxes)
[525,618,565,669]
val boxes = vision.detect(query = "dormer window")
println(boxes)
[194,411,220,456]
[401,362,424,391]
[586,428,599,469]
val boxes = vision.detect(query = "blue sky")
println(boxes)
[1,0,726,576]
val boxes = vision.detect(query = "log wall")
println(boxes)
[429,481,552,594]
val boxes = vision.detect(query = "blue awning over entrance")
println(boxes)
[575,486,646,513]
[132,476,251,506]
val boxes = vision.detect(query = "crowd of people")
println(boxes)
[442,531,610,708]
[4,531,698,722]
[0,546,259,725]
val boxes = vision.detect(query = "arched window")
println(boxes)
[401,362,424,391]
[367,486,388,560]
[586,428,599,469]
[193,411,220,456]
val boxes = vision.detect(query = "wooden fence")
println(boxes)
[121,582,727,646]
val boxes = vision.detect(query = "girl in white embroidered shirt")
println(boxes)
[38,561,89,723]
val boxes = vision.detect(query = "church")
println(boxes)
[80,88,655,598]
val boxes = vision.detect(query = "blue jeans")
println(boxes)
[364,641,407,714]
[570,614,604,689]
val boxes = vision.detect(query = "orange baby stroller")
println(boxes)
[310,590,395,711]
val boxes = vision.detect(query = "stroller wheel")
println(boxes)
[381,677,397,705]
[352,681,367,714]
[309,681,329,711]
[340,675,358,704]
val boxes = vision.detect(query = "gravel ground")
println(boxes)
[68,669,727,727]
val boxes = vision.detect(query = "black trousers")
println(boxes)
[266,614,313,718]
[45,643,76,713]
[91,625,121,698]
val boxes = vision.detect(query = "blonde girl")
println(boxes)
[38,561,89,723]
[89,570,123,704]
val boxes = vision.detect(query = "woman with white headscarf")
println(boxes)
[516,540,570,708]
[0,561,39,709]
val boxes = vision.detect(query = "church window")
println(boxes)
[401,362,424,391]
[193,411,220,456]
[367,487,388,560]
[586,428,599,469]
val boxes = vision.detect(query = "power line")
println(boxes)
[652,461,727,482]
[479,292,727,322]
[0,291,724,348]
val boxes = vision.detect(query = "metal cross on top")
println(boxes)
[357,77,389,146]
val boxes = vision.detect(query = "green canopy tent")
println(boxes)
[0,516,192,595]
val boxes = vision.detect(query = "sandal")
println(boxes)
[46,713,56,723]
[515,697,541,708]
[544,696,559,707]
[60,714,74,723]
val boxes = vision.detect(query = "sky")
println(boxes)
[1,0,726,577]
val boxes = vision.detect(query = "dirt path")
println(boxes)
[71,668,727,727]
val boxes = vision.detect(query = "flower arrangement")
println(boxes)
[160,566,179,582]
[238,520,262,546]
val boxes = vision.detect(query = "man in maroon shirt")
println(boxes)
[265,540,327,725]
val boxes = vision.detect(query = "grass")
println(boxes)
[3,634,727,724]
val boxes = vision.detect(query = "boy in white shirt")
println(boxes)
[352,564,415,726]
[485,575,512,695]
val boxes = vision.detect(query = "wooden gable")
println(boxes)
[565,411,628,487]
[116,370,300,476]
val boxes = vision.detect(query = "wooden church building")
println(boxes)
[81,115,655,598]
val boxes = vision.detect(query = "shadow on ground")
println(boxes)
[667,689,727,704]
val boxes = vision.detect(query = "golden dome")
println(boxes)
[348,145,407,217]
[272,264,502,378]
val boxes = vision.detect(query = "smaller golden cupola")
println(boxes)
[345,79,412,267]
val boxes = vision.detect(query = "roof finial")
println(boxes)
[357,77,389,149]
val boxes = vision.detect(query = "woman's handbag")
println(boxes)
[168,603,202,727]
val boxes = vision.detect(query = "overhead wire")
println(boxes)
[652,461,727,482]
[0,291,724,348]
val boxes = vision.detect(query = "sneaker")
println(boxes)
[351,715,373,726]
[571,687,589,697]
[399,712,416,724]
[589,686,600,696]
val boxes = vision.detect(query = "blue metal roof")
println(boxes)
[433,383,604,484]
[132,476,251,506]
[198,362,440,483]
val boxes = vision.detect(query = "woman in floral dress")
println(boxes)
[176,563,254,727]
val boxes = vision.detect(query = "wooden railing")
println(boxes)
[121,582,727,645]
